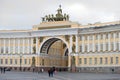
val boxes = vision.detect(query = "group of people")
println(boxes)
[48,67,56,77]
[0,67,6,74]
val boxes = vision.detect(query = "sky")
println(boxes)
[0,0,120,30]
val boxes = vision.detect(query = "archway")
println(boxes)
[39,37,69,71]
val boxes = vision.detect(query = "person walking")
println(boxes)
[48,69,51,77]
[0,67,3,74]
[3,67,6,74]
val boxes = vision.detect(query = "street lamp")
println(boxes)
[19,54,23,71]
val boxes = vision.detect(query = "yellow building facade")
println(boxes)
[0,6,120,73]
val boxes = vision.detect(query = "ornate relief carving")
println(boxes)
[73,35,75,42]
[33,46,36,54]
[65,35,69,42]
[63,44,66,49]
[72,44,76,53]
[40,37,44,43]
[31,56,36,67]
[33,38,36,44]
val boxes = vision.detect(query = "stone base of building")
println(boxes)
[3,66,68,72]
[76,67,120,73]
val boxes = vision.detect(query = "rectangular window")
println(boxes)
[116,57,119,64]
[29,59,31,64]
[116,32,119,38]
[105,57,108,64]
[106,33,108,39]
[106,43,108,51]
[80,36,82,41]
[84,58,87,64]
[100,58,102,64]
[0,59,3,64]
[95,44,98,52]
[116,42,119,50]
[100,44,103,51]
[5,59,8,64]
[24,59,27,64]
[89,35,92,40]
[96,35,98,40]
[94,58,97,64]
[79,58,82,64]
[89,58,92,65]
[15,59,17,64]
[79,45,82,52]
[85,45,87,52]
[10,59,12,64]
[110,57,113,64]
[42,59,44,65]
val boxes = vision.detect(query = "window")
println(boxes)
[116,57,119,64]
[84,58,87,64]
[80,36,82,41]
[111,33,113,38]
[95,44,98,51]
[89,35,92,40]
[116,42,119,50]
[79,58,82,64]
[106,33,108,39]
[116,32,119,38]
[105,57,108,64]
[10,59,12,64]
[42,59,44,65]
[96,35,98,40]
[29,59,31,64]
[79,45,82,52]
[94,58,97,64]
[100,34,103,39]
[24,59,27,64]
[111,42,114,51]
[106,43,108,51]
[100,44,103,51]
[110,57,113,64]
[100,58,102,64]
[15,59,17,64]
[0,59,3,64]
[5,59,8,64]
[85,45,87,52]
[89,58,92,65]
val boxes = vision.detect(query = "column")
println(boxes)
[0,39,2,54]
[3,39,6,54]
[92,35,95,52]
[82,36,85,52]
[28,38,30,54]
[98,34,100,52]
[108,33,111,51]
[36,37,38,54]
[8,38,11,54]
[75,35,79,53]
[23,38,25,54]
[118,32,120,51]
[68,35,73,68]
[18,38,20,54]
[87,35,90,52]
[69,35,73,53]
[31,37,33,54]
[103,34,106,51]
[113,33,116,51]
[13,38,16,54]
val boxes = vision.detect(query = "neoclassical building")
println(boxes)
[0,6,120,73]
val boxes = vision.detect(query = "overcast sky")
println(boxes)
[0,0,120,30]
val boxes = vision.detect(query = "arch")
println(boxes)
[39,37,69,56]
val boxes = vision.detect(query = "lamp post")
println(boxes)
[19,54,23,71]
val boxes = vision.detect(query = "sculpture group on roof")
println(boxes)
[42,5,69,22]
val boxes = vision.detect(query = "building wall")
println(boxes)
[76,30,120,73]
